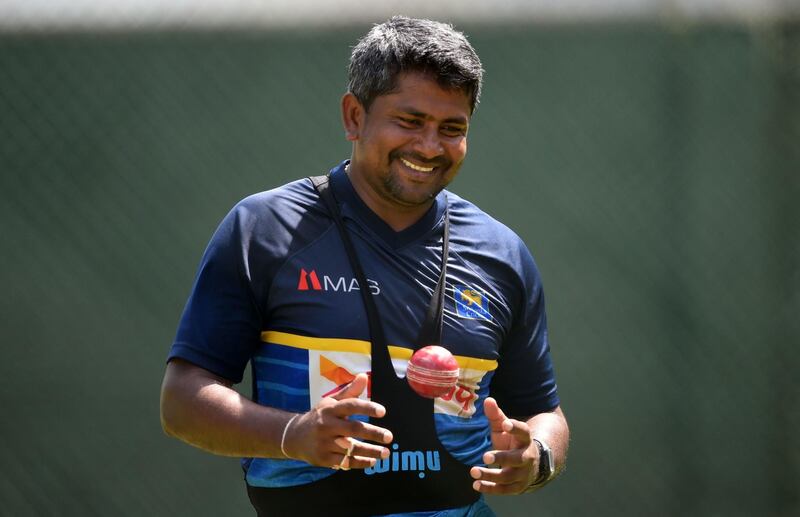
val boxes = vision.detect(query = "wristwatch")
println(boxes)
[531,438,555,487]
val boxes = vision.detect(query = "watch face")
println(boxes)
[536,439,555,481]
[543,446,555,474]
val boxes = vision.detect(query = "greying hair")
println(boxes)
[348,16,483,113]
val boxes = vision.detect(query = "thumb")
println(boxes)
[331,373,369,401]
[484,397,510,432]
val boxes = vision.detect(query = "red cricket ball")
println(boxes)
[406,345,460,399]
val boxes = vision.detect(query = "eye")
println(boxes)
[441,125,466,137]
[397,117,422,128]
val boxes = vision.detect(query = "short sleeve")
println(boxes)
[489,245,560,417]
[167,204,262,383]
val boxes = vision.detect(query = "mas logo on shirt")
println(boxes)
[454,285,492,321]
[297,268,380,295]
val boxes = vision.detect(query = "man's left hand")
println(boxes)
[469,397,539,495]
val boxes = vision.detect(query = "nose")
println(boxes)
[413,127,445,160]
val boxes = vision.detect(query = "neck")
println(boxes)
[345,164,433,232]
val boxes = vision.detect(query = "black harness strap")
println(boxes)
[416,200,450,348]
[310,174,394,369]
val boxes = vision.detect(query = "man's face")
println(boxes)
[346,72,471,211]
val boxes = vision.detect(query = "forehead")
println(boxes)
[373,72,471,121]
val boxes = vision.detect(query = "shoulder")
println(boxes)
[210,177,331,260]
[225,178,328,234]
[445,191,538,275]
[232,178,322,225]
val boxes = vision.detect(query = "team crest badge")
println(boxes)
[454,285,492,321]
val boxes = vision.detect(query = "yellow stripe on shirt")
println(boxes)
[261,330,498,372]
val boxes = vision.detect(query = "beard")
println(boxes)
[381,172,441,206]
[378,151,456,207]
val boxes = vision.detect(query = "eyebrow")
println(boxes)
[396,107,469,125]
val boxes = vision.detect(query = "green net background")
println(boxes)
[1,22,798,516]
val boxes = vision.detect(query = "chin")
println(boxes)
[395,186,444,206]
[383,166,452,205]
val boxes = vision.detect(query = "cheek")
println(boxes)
[364,129,407,157]
[449,140,467,162]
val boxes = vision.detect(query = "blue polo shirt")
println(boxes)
[169,161,559,498]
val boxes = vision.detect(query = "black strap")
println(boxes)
[310,174,449,353]
[310,175,392,370]
[416,207,449,347]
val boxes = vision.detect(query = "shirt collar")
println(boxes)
[328,160,446,249]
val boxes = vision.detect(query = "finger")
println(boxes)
[341,419,393,445]
[482,448,526,468]
[470,464,527,485]
[472,478,528,495]
[331,454,352,471]
[345,454,380,470]
[330,398,387,419]
[330,453,378,471]
[501,418,532,443]
[334,437,390,460]
[334,436,356,456]
[483,397,509,432]
[331,373,369,401]
[470,465,529,495]
[352,438,391,459]
[315,411,392,445]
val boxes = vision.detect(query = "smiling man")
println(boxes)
[343,71,470,229]
[160,16,569,517]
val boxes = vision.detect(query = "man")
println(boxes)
[161,16,569,517]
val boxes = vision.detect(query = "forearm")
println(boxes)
[526,406,569,477]
[160,359,294,458]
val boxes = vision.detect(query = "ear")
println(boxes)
[341,93,365,142]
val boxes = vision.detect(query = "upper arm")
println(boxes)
[168,203,264,383]
[160,358,236,435]
[163,357,233,390]
[490,244,560,417]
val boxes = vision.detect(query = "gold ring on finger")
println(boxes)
[335,436,356,457]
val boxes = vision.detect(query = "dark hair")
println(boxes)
[348,16,484,113]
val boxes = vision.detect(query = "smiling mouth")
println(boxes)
[400,157,435,173]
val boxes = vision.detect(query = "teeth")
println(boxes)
[401,158,434,172]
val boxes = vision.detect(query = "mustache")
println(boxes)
[389,151,451,170]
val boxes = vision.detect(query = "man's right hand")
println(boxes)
[282,373,393,470]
